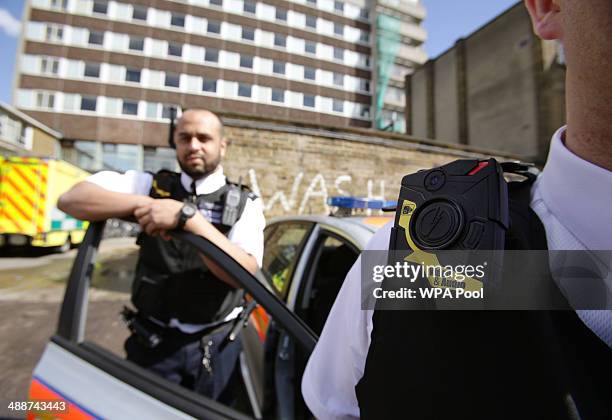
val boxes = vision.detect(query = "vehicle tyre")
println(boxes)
[57,236,71,253]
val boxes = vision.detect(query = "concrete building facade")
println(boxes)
[405,3,566,165]
[0,102,62,157]
[12,0,427,173]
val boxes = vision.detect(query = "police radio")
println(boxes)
[222,179,243,226]
[390,158,509,252]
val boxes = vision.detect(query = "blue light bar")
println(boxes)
[327,196,397,210]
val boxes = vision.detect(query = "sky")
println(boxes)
[0,0,521,105]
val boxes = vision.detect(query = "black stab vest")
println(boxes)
[132,170,251,324]
[355,177,611,420]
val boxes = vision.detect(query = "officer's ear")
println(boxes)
[220,136,228,158]
[525,0,563,40]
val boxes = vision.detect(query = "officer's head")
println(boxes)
[173,109,226,180]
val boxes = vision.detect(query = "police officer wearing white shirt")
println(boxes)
[302,1,611,419]
[58,109,265,400]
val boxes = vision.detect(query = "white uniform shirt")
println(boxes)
[86,165,266,332]
[301,126,612,420]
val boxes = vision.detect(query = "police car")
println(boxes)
[27,197,393,419]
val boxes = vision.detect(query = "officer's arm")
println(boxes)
[184,214,258,288]
[59,181,152,221]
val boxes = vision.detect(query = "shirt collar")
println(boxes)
[537,126,612,250]
[180,165,226,195]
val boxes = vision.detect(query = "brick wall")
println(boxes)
[220,118,512,217]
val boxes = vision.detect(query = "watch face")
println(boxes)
[183,204,196,217]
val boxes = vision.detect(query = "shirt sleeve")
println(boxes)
[227,196,266,267]
[86,170,153,196]
[301,221,393,420]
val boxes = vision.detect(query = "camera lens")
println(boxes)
[424,170,445,191]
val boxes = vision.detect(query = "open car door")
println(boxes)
[28,221,317,419]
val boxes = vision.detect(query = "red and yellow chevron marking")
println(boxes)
[0,161,47,234]
[250,305,271,342]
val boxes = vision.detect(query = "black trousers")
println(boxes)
[125,321,242,403]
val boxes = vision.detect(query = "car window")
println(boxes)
[262,223,312,299]
[298,233,359,335]
[49,221,316,420]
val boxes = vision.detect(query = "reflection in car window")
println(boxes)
[262,223,311,298]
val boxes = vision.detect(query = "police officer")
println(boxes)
[58,109,265,400]
[302,1,611,419]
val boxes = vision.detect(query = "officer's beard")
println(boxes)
[178,154,221,180]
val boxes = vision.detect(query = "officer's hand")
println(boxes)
[134,199,183,236]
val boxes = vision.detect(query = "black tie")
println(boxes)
[190,180,197,203]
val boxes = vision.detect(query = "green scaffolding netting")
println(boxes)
[376,13,402,131]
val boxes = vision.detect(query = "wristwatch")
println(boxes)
[176,202,197,230]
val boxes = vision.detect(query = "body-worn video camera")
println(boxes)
[390,158,508,252]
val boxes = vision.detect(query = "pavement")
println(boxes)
[0,238,138,417]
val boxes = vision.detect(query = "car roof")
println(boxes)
[267,214,393,250]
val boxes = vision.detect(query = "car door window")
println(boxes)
[262,223,313,299]
[299,234,359,335]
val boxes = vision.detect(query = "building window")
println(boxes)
[274,33,286,47]
[45,25,64,42]
[305,15,316,29]
[333,99,344,113]
[238,83,252,98]
[92,0,107,14]
[102,143,140,172]
[171,13,185,27]
[360,80,370,92]
[242,27,255,41]
[210,0,223,6]
[240,55,253,69]
[334,22,344,36]
[203,79,217,92]
[205,48,219,63]
[50,0,68,10]
[40,58,59,75]
[304,67,316,80]
[273,61,285,75]
[80,96,97,111]
[333,72,344,87]
[88,30,104,46]
[271,89,284,103]
[122,100,138,115]
[244,1,256,14]
[208,20,221,34]
[334,1,344,12]
[204,48,219,63]
[360,8,369,20]
[132,5,147,21]
[162,105,175,120]
[84,62,100,78]
[276,8,287,21]
[303,94,315,108]
[165,73,180,88]
[126,68,141,83]
[333,47,344,60]
[305,41,316,54]
[168,42,183,57]
[361,106,370,118]
[306,0,316,5]
[359,31,369,43]
[36,92,55,108]
[144,146,176,172]
[129,36,144,51]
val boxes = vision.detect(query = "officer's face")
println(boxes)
[174,110,226,179]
